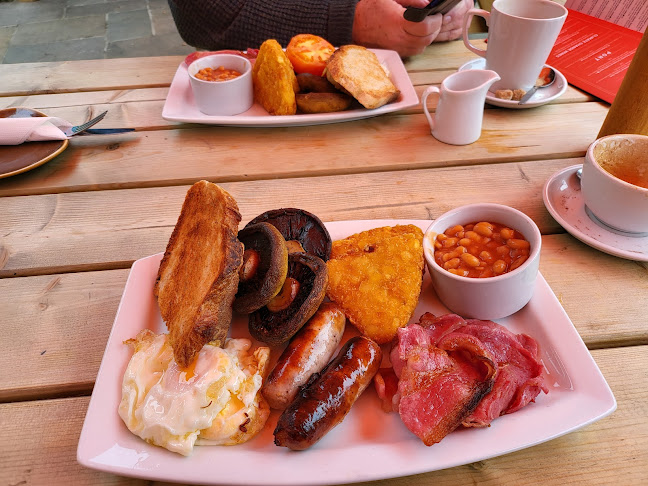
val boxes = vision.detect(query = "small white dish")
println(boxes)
[424,204,542,320]
[458,58,567,109]
[188,54,253,116]
[543,165,648,261]
[162,48,419,127]
[78,219,615,485]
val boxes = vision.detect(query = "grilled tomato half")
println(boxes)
[286,34,335,77]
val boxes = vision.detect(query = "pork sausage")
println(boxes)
[262,302,346,410]
[273,335,382,450]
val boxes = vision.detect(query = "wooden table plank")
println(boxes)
[1,345,645,486]
[0,102,606,197]
[0,81,593,134]
[0,41,473,97]
[2,235,646,402]
[0,57,184,97]
[0,158,578,276]
[0,269,128,402]
[0,39,600,104]
[0,87,171,111]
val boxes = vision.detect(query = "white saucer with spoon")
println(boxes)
[458,59,567,109]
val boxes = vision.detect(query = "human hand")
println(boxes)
[352,0,443,57]
[436,0,474,42]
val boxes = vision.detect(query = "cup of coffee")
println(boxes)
[462,0,567,92]
[581,134,648,234]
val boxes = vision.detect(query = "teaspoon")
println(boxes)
[518,67,556,105]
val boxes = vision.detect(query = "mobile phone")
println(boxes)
[403,0,463,22]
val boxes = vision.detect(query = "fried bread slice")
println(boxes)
[325,45,400,110]
[154,180,243,368]
[326,225,424,344]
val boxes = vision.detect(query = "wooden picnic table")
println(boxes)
[1,39,646,486]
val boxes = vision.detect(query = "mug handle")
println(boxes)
[462,8,490,58]
[421,85,440,133]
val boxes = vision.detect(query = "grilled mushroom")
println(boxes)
[234,222,289,314]
[246,208,332,261]
[248,252,328,345]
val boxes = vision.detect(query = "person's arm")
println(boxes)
[169,0,473,58]
[353,0,443,57]
[353,0,474,57]
[168,0,359,50]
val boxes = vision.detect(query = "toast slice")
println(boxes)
[325,45,400,110]
[154,180,243,368]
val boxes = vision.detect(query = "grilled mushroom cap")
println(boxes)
[248,252,328,346]
[234,222,289,314]
[246,208,332,261]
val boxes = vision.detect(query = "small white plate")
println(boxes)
[162,49,419,127]
[78,219,616,485]
[458,58,567,109]
[543,165,648,261]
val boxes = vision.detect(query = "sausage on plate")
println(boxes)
[273,335,382,450]
[262,302,346,410]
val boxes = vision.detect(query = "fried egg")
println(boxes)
[119,330,270,456]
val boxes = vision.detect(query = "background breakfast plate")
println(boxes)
[77,219,616,485]
[543,165,648,261]
[162,49,419,127]
[458,58,568,109]
[0,107,68,179]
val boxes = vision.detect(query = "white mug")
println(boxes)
[462,0,567,92]
[421,69,500,146]
[581,134,648,235]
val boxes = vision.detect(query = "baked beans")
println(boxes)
[195,66,242,82]
[433,221,530,278]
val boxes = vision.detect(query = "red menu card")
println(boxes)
[546,9,643,103]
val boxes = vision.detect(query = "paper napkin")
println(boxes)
[0,117,72,145]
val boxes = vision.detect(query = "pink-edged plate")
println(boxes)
[162,49,418,127]
[78,219,616,485]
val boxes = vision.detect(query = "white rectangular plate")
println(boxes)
[78,219,616,485]
[162,49,419,127]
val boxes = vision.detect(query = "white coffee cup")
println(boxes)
[462,0,567,92]
[581,134,648,235]
[421,69,500,145]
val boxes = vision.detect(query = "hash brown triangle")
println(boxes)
[326,225,424,344]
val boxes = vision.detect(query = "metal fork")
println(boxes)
[64,111,107,137]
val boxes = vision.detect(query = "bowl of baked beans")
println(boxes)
[423,203,541,320]
[188,53,253,116]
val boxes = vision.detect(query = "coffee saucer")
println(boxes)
[458,59,567,109]
[543,165,648,261]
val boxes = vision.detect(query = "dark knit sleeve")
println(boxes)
[168,0,359,50]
